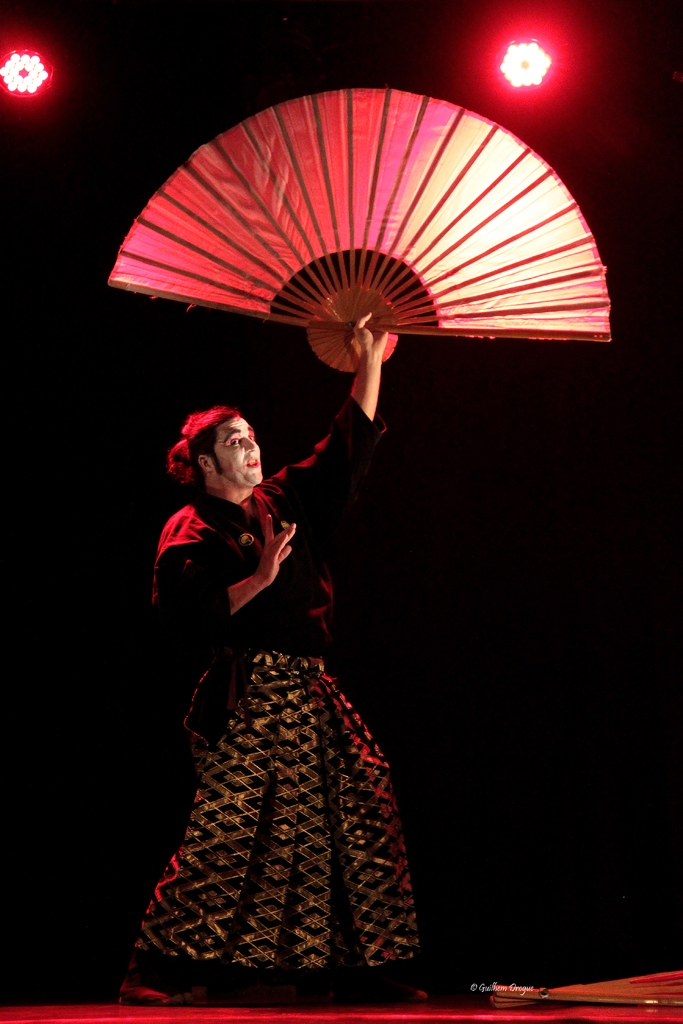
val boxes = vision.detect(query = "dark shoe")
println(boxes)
[118,947,194,1006]
[119,981,194,1006]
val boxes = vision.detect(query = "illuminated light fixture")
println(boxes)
[0,51,52,97]
[500,41,551,87]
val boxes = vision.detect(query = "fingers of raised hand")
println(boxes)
[278,544,292,563]
[270,522,295,553]
[264,514,274,543]
[353,314,373,345]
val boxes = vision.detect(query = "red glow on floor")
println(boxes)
[1,1000,683,1024]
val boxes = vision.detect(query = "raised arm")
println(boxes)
[350,313,389,422]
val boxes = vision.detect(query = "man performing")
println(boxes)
[120,316,422,1006]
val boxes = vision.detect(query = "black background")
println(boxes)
[1,0,681,1003]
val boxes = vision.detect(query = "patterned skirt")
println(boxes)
[137,650,420,970]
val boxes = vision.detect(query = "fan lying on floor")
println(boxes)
[109,87,611,371]
[490,970,683,1008]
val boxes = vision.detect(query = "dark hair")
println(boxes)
[167,405,242,487]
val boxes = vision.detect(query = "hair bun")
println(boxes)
[167,438,194,485]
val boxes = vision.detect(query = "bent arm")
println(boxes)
[228,574,265,614]
[228,514,296,613]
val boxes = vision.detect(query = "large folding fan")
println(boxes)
[109,88,611,371]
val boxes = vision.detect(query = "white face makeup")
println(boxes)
[212,417,263,490]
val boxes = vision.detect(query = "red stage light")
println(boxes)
[0,50,52,97]
[500,41,551,87]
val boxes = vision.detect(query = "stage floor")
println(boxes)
[1,999,683,1024]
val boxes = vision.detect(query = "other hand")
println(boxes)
[254,514,296,588]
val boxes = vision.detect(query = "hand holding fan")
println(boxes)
[109,88,610,370]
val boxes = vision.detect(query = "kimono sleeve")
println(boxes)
[274,396,385,544]
[153,527,234,648]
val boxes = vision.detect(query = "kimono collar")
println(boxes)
[193,491,257,531]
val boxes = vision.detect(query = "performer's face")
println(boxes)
[209,417,263,488]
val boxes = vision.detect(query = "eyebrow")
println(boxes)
[218,424,255,440]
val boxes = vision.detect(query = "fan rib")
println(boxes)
[118,249,270,306]
[137,217,278,292]
[368,106,465,301]
[382,269,440,318]
[450,298,610,319]
[211,136,332,310]
[400,208,584,320]
[273,274,333,316]
[429,242,594,307]
[419,168,554,278]
[366,94,430,295]
[386,107,465,257]
[403,125,499,256]
[452,238,593,291]
[311,93,348,290]
[358,88,393,291]
[346,89,356,285]
[272,264,335,311]
[273,104,327,257]
[425,204,579,292]
[109,280,273,319]
[393,308,445,324]
[366,106,466,303]
[183,164,294,273]
[276,272,336,314]
[399,317,453,328]
[305,319,609,341]
[270,299,317,322]
[390,290,454,321]
[158,190,285,284]
[391,294,454,320]
[394,260,603,321]
[377,124,501,309]
[372,325,610,340]
[415,148,533,272]
[269,311,327,328]
[270,102,339,296]
[240,122,319,267]
[271,281,322,316]
[271,105,343,297]
[438,268,604,312]
[211,138,309,271]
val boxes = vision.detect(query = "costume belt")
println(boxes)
[184,647,325,745]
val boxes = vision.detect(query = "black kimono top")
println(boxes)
[153,397,384,667]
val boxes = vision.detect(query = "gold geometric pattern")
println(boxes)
[137,650,419,970]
